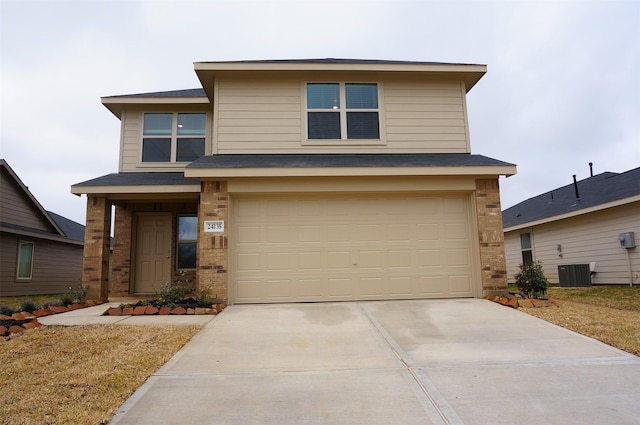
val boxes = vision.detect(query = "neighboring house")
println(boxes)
[503,167,640,285]
[71,59,517,303]
[0,159,85,296]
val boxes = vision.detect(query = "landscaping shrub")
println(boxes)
[157,281,190,307]
[195,285,215,308]
[59,294,74,307]
[20,297,38,313]
[0,304,16,316]
[67,285,89,303]
[514,261,548,299]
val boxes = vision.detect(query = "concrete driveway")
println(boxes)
[109,299,640,425]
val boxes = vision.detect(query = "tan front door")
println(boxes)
[134,213,172,293]
[232,194,476,303]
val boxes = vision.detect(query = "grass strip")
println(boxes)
[1,324,201,425]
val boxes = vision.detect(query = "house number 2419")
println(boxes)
[204,220,224,233]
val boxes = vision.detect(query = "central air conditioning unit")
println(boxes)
[558,264,592,287]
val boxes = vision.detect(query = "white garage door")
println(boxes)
[232,194,475,303]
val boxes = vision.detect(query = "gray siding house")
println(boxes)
[0,159,85,296]
[503,167,640,285]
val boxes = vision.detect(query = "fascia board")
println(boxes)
[71,184,201,196]
[184,165,517,179]
[0,226,84,246]
[503,195,640,233]
[101,97,209,118]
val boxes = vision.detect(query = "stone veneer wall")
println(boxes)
[198,181,229,301]
[82,195,111,300]
[475,178,508,296]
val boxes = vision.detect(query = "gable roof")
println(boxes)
[0,159,84,245]
[502,167,640,230]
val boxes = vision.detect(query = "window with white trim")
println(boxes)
[17,241,34,279]
[142,113,206,162]
[520,232,533,266]
[306,83,380,140]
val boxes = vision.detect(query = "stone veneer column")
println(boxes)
[198,181,229,301]
[110,205,132,296]
[82,195,112,300]
[475,178,508,296]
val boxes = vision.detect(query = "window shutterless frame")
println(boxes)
[176,215,198,270]
[141,112,207,163]
[16,241,34,280]
[303,82,385,145]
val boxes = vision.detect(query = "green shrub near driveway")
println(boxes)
[514,261,549,299]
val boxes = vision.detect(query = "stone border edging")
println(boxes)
[103,303,227,316]
[0,298,109,337]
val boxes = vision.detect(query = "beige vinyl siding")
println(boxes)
[216,79,302,152]
[505,202,640,285]
[215,77,469,154]
[383,81,469,152]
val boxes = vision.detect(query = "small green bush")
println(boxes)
[157,281,189,306]
[0,305,16,316]
[59,294,74,306]
[514,261,548,299]
[20,297,39,313]
[67,285,89,303]
[195,286,215,308]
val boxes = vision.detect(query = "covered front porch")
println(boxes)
[72,173,228,301]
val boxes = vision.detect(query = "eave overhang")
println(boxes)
[194,59,487,101]
[71,172,201,198]
[101,93,209,119]
[184,154,516,179]
[503,195,640,233]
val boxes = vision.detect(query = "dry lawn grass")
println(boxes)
[522,286,640,356]
[1,324,202,425]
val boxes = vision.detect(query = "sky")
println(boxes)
[1,0,639,226]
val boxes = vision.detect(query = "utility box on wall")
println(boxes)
[618,232,636,249]
[558,264,592,287]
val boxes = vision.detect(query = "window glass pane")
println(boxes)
[177,113,206,135]
[143,113,173,135]
[18,242,33,278]
[308,112,341,139]
[346,83,378,108]
[520,233,532,249]
[177,138,205,162]
[522,250,533,266]
[142,138,171,162]
[177,243,197,269]
[178,216,198,241]
[347,112,379,139]
[307,83,340,109]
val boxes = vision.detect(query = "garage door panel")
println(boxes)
[233,195,476,303]
[266,280,291,298]
[298,251,322,269]
[266,252,290,271]
[328,278,352,297]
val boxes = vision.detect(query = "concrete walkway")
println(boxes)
[96,299,640,424]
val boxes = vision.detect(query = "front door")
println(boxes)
[134,213,172,293]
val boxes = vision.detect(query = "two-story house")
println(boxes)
[72,59,516,303]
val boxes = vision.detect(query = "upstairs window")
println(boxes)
[142,113,206,162]
[307,83,380,140]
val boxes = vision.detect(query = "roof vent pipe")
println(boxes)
[589,162,593,177]
[573,175,580,200]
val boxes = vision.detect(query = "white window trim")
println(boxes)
[139,112,208,165]
[16,240,34,280]
[302,81,386,146]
